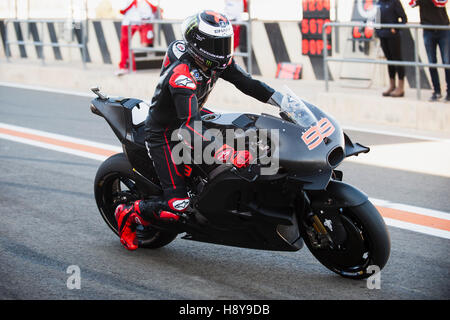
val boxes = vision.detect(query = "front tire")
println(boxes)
[300,200,391,279]
[94,153,178,249]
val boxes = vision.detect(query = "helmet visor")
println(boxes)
[198,35,234,64]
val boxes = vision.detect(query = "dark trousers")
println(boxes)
[380,35,405,80]
[145,108,214,201]
[423,29,450,95]
[147,127,188,201]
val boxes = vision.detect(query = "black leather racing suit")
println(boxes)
[144,40,275,203]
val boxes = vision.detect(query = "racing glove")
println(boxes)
[214,144,253,168]
[267,91,284,108]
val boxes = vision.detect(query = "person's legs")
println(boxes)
[118,24,138,72]
[389,35,405,97]
[118,25,129,70]
[149,144,189,205]
[115,129,189,250]
[436,29,450,100]
[380,37,396,96]
[423,30,441,100]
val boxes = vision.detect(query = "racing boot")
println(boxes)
[115,197,190,250]
[114,200,150,251]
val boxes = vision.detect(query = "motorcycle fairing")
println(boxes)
[343,133,370,158]
[91,97,144,146]
[254,113,345,190]
[192,168,304,251]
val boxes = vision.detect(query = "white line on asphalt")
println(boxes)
[0,132,109,162]
[0,81,95,98]
[370,198,450,221]
[0,123,122,152]
[382,218,450,239]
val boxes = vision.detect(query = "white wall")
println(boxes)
[0,0,447,21]
[4,0,304,20]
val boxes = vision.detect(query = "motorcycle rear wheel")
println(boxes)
[300,200,390,279]
[94,153,178,249]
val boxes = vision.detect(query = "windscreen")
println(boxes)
[280,87,317,128]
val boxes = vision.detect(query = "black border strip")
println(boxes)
[114,21,122,42]
[73,27,91,63]
[93,21,112,64]
[161,24,176,45]
[0,20,10,57]
[28,22,43,59]
[264,22,290,63]
[46,22,62,60]
[13,21,27,58]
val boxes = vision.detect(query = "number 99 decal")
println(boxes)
[301,118,335,150]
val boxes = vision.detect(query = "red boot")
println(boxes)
[114,198,187,250]
[114,200,149,251]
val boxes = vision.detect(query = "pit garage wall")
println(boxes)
[0,18,433,89]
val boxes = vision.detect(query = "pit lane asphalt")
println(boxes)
[0,85,449,300]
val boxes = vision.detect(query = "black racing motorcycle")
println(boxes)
[90,86,390,279]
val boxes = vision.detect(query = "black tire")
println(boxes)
[300,200,391,279]
[94,153,178,249]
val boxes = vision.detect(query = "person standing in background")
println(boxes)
[224,0,248,50]
[116,0,158,76]
[376,0,408,97]
[410,0,450,102]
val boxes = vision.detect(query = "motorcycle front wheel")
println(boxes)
[300,200,391,279]
[94,153,178,249]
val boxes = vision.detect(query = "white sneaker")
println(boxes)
[115,68,129,76]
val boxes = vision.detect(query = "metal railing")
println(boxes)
[127,19,253,74]
[3,18,88,67]
[322,22,450,100]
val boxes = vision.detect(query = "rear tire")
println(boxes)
[94,153,178,249]
[300,200,390,279]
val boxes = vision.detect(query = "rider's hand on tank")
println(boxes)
[214,144,252,168]
[233,150,253,168]
[267,91,285,107]
[214,144,236,163]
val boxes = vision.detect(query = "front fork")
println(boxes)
[301,184,348,249]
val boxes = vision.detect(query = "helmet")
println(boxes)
[181,10,234,71]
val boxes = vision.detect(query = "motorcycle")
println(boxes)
[90,86,390,279]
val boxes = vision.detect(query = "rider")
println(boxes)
[114,10,283,250]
